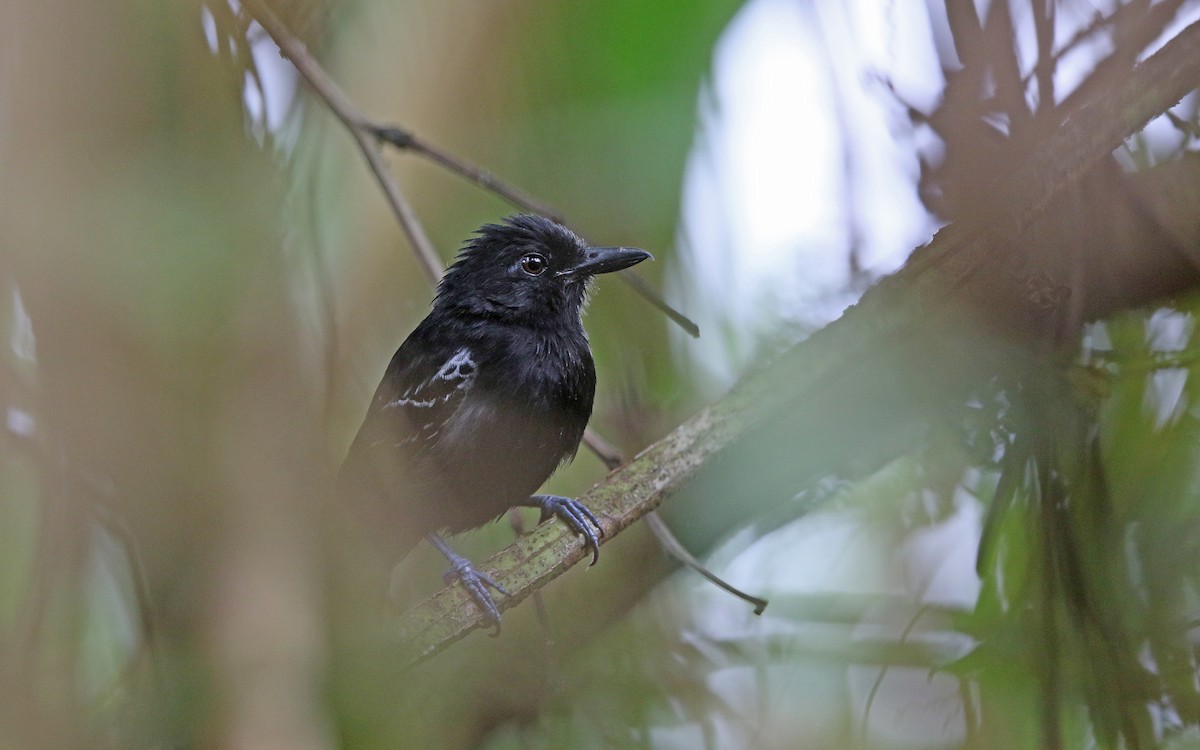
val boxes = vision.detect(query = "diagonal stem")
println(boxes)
[242,0,443,286]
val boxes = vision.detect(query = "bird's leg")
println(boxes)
[426,533,509,635]
[523,494,604,566]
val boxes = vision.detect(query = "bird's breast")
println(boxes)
[489,328,594,404]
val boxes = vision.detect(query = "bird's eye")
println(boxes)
[519,253,548,276]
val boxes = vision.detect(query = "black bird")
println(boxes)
[340,214,651,628]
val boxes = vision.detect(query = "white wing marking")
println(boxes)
[385,347,475,410]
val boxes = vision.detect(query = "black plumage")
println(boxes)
[339,214,650,626]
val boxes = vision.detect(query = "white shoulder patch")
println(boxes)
[386,347,476,409]
[435,348,475,382]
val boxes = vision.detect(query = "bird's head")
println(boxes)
[434,215,651,325]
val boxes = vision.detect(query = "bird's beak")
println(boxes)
[559,246,653,277]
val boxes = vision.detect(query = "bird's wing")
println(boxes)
[337,337,479,554]
[339,334,478,533]
[362,341,478,455]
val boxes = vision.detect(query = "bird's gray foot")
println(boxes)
[527,494,604,566]
[426,533,508,635]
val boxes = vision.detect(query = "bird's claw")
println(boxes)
[427,534,509,635]
[442,556,509,636]
[530,494,604,566]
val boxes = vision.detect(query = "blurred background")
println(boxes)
[3,0,1200,747]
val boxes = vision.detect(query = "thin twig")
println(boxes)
[242,0,443,286]
[355,142,443,286]
[585,436,769,614]
[373,127,564,221]
[644,512,768,615]
[619,272,700,338]
[858,602,934,741]
[580,426,624,471]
